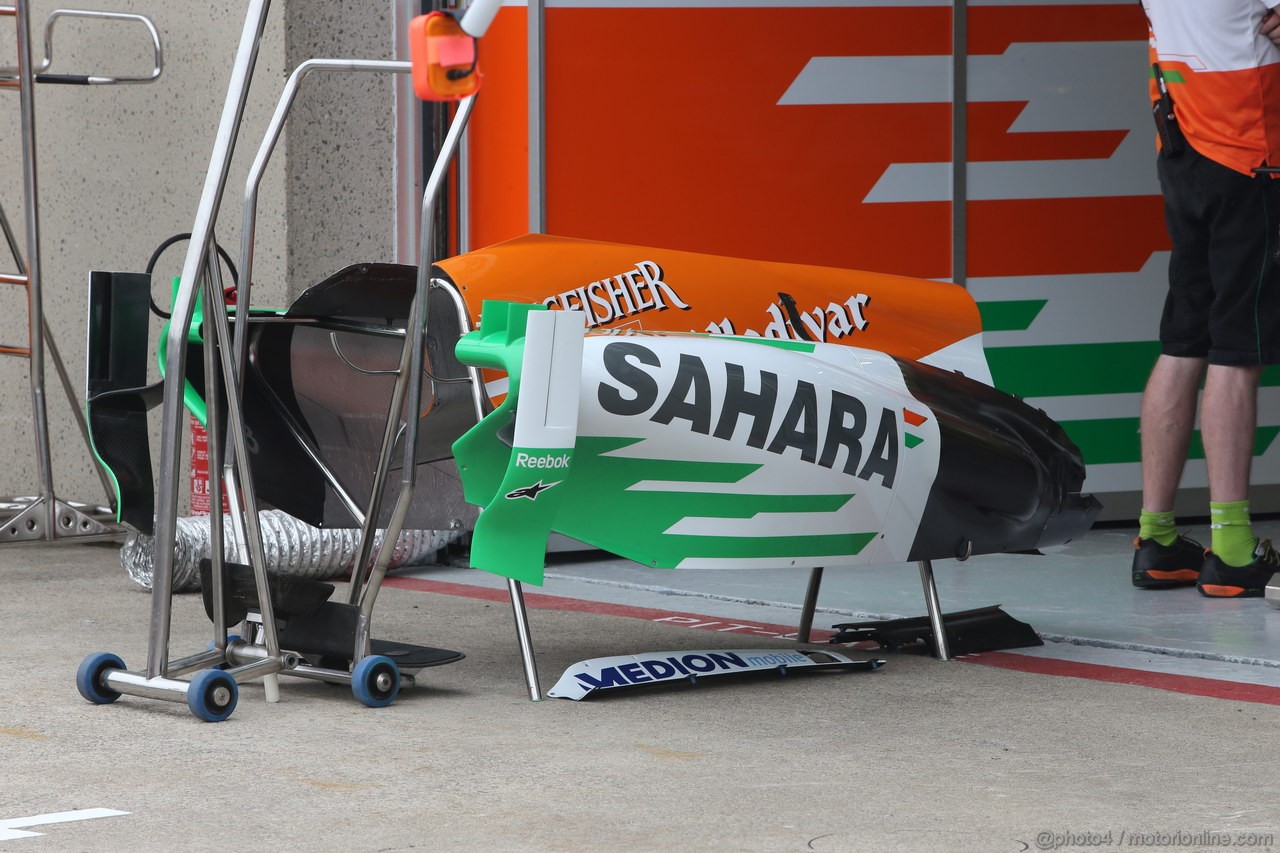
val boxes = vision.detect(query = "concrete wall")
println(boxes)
[284,0,400,293]
[0,0,403,515]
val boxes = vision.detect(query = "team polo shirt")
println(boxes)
[1143,0,1280,175]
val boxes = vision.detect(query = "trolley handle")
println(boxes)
[1,8,163,86]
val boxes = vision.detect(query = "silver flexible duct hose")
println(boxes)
[120,509,461,592]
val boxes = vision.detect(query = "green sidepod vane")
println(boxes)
[454,301,940,584]
[453,301,585,584]
[155,277,286,426]
[155,276,214,426]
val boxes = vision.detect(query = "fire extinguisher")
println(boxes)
[189,415,230,516]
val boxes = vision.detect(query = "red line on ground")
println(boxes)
[385,576,834,640]
[384,576,1280,705]
[963,651,1280,706]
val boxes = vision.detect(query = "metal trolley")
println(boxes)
[76,0,503,721]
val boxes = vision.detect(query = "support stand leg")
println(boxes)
[508,579,542,701]
[918,559,951,661]
[797,566,824,643]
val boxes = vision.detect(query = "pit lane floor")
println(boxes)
[399,519,1280,696]
[2,524,1278,852]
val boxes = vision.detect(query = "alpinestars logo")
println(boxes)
[505,480,560,501]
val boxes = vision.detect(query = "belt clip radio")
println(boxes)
[1152,63,1185,158]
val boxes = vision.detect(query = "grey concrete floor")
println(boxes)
[2,538,1279,852]
[404,521,1280,688]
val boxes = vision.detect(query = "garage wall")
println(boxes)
[283,0,400,294]
[0,0,403,515]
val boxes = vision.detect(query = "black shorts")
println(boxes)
[1157,145,1280,366]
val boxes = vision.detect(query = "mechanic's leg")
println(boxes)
[1140,354,1207,532]
[1202,363,1263,564]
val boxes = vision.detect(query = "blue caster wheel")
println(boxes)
[76,652,124,704]
[187,669,238,722]
[206,634,242,670]
[352,654,400,708]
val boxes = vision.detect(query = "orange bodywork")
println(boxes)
[436,233,982,365]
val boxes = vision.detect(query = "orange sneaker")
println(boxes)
[1197,539,1280,598]
[1131,534,1205,589]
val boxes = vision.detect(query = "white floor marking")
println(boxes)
[0,808,129,841]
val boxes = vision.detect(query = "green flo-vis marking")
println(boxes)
[553,436,878,566]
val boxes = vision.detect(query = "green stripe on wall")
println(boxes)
[977,300,1047,332]
[987,343,1280,399]
[987,342,1161,397]
[1061,418,1280,466]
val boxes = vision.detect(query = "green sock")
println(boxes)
[1210,500,1256,567]
[1138,510,1178,546]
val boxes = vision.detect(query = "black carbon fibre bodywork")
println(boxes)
[894,357,1102,561]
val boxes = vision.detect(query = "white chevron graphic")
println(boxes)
[780,40,1158,202]
[970,254,1168,347]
